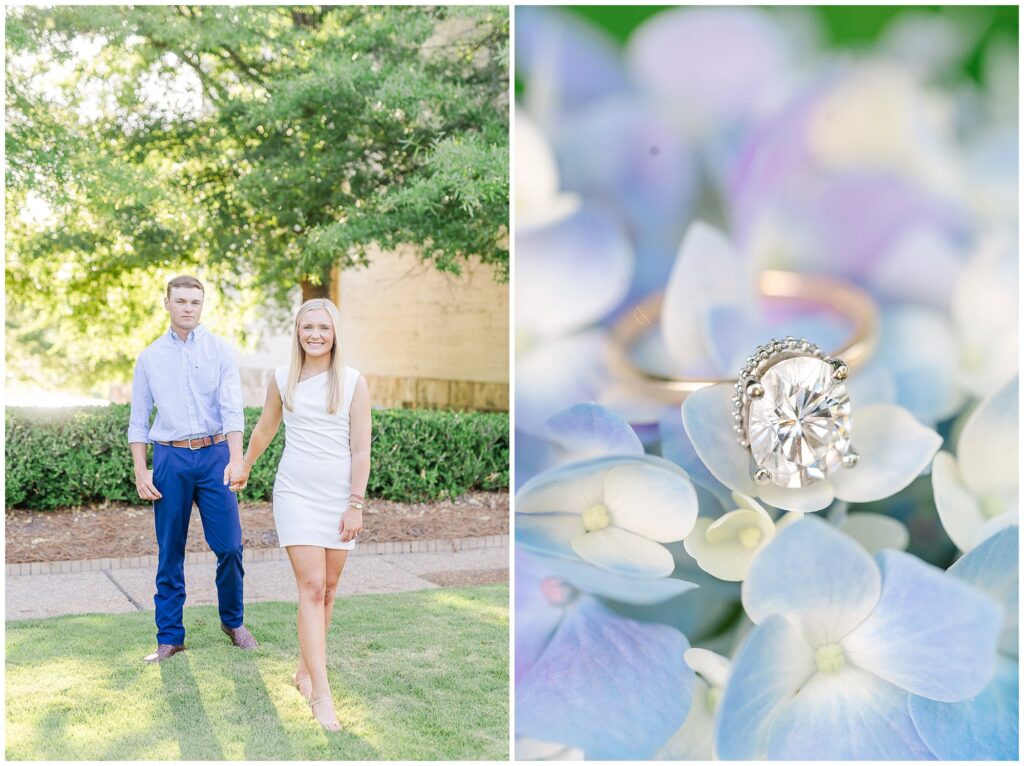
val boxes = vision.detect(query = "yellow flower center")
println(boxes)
[738,526,763,550]
[815,643,846,673]
[705,687,721,713]
[582,504,611,532]
[981,492,1005,519]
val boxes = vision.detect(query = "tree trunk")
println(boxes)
[300,280,330,302]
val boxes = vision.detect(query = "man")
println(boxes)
[128,275,258,663]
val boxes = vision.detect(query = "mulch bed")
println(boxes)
[5,491,509,564]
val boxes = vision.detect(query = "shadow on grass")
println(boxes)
[7,587,507,760]
[159,654,225,760]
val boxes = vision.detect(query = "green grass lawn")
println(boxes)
[5,585,508,760]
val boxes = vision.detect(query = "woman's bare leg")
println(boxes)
[286,545,339,730]
[295,549,349,690]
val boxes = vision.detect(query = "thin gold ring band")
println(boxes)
[607,270,879,404]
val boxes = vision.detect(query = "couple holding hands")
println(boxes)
[127,275,370,732]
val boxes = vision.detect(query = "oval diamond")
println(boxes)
[746,356,851,488]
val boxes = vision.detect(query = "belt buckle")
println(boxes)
[187,436,205,451]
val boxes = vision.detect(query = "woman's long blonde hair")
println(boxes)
[282,298,345,414]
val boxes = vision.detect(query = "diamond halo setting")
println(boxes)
[731,338,857,489]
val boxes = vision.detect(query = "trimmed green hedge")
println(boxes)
[5,405,509,510]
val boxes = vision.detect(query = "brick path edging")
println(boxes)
[5,534,509,577]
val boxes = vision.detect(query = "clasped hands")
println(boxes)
[225,460,249,493]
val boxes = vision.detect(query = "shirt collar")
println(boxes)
[167,324,206,344]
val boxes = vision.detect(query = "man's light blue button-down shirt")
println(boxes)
[127,324,244,444]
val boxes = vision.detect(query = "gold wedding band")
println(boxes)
[607,270,878,405]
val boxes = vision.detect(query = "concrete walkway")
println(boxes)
[6,534,508,621]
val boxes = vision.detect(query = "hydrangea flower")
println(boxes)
[516,550,694,759]
[517,454,699,577]
[683,493,799,581]
[909,525,1019,760]
[932,375,1018,552]
[715,516,1002,759]
[681,382,943,512]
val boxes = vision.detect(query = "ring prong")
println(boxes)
[753,467,772,485]
[842,451,860,469]
[831,359,849,381]
[746,382,764,399]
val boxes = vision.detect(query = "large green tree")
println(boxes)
[6,5,509,392]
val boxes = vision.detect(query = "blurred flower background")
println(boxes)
[514,5,1018,760]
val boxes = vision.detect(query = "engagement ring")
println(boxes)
[608,270,878,405]
[732,338,857,489]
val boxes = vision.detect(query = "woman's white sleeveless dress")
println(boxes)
[273,365,361,550]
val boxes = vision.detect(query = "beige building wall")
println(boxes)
[334,244,508,411]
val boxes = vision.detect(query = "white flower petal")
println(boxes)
[661,222,758,375]
[830,404,942,503]
[958,375,1018,496]
[684,647,731,689]
[516,461,607,516]
[655,677,714,761]
[932,451,986,553]
[533,552,698,605]
[680,384,758,494]
[604,462,698,542]
[684,516,760,582]
[757,480,835,513]
[515,112,582,229]
[571,526,677,578]
[840,512,910,553]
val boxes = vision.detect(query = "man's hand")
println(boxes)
[340,509,363,543]
[224,460,248,493]
[135,469,162,501]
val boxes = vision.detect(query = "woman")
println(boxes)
[233,298,371,731]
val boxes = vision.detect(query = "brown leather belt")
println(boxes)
[156,434,227,450]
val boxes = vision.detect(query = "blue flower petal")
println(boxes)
[680,383,758,495]
[556,98,697,266]
[517,205,634,339]
[626,7,792,141]
[765,667,935,759]
[703,305,762,374]
[947,524,1018,657]
[830,404,942,503]
[742,516,881,647]
[874,307,965,426]
[516,330,610,435]
[515,7,627,115]
[843,550,1003,701]
[516,512,587,559]
[909,654,1019,760]
[516,596,693,759]
[544,403,644,461]
[662,222,758,376]
[515,549,569,683]
[714,614,816,759]
[658,409,733,506]
[534,552,698,605]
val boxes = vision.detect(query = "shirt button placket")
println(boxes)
[183,341,200,439]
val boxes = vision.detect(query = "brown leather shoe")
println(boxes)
[143,643,185,663]
[221,623,258,650]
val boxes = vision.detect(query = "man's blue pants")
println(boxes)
[152,441,244,645]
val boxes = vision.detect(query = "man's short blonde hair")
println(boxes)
[166,275,205,298]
